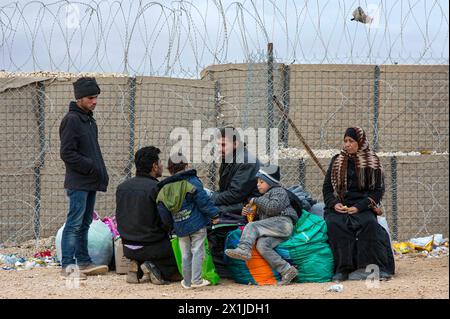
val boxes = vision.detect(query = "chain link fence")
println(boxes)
[0,0,449,244]
[2,61,447,244]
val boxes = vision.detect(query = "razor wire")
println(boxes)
[0,0,449,77]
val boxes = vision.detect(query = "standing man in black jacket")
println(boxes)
[59,77,109,279]
[115,146,181,285]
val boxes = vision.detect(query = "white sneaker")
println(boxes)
[191,279,211,288]
[181,280,192,289]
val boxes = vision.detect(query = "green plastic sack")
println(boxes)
[275,210,334,283]
[171,236,220,285]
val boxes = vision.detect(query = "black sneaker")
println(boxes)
[140,261,168,285]
[380,271,393,281]
[348,268,370,281]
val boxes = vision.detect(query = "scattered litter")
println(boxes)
[34,250,52,258]
[0,253,60,271]
[327,284,344,293]
[392,242,416,254]
[393,234,449,258]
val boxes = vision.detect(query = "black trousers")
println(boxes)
[325,209,395,275]
[207,225,239,279]
[123,240,179,280]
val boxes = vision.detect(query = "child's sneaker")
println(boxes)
[278,266,298,285]
[191,279,211,288]
[181,280,192,289]
[225,247,251,261]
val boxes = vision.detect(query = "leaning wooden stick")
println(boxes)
[273,95,326,176]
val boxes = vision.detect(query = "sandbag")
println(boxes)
[276,210,334,283]
[224,226,280,285]
[171,236,220,285]
[55,220,114,266]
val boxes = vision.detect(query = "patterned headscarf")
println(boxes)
[331,126,384,201]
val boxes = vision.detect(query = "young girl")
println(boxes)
[157,154,219,289]
[225,165,299,285]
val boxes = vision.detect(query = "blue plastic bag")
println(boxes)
[55,220,113,266]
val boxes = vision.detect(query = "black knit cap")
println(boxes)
[344,127,358,142]
[73,77,101,99]
[256,165,281,187]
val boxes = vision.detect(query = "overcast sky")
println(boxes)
[1,0,448,76]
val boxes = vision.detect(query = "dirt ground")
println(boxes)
[0,256,447,299]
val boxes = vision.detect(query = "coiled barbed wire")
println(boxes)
[0,0,448,76]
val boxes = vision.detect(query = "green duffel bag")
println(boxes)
[275,210,334,283]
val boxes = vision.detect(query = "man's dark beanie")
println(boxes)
[344,127,358,142]
[73,77,101,100]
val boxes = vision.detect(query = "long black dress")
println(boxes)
[323,155,395,275]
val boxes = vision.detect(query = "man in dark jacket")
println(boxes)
[208,126,260,278]
[211,126,260,224]
[115,146,181,285]
[59,77,109,279]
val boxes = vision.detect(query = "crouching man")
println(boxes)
[115,146,181,284]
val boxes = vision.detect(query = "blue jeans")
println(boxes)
[178,228,207,286]
[238,216,294,276]
[61,189,96,268]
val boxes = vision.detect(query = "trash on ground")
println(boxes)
[393,234,449,258]
[327,284,344,292]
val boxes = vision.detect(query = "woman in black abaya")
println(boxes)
[323,127,395,281]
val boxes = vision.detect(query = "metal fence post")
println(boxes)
[207,80,221,191]
[298,158,306,189]
[34,81,46,242]
[390,156,398,240]
[373,65,380,151]
[267,43,274,156]
[127,76,136,179]
[282,64,290,148]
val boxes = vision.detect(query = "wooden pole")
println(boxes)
[273,95,326,176]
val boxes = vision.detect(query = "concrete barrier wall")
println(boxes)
[0,83,39,242]
[201,63,285,142]
[1,63,448,242]
[378,65,449,152]
[287,64,375,150]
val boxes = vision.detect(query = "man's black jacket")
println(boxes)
[59,101,109,192]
